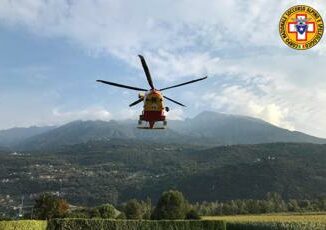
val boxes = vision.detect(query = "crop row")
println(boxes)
[1,219,326,230]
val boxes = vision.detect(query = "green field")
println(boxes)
[0,213,326,230]
[204,213,326,229]
[203,212,326,223]
[1,214,326,230]
[0,220,226,230]
[0,220,47,230]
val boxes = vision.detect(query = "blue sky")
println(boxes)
[0,0,326,137]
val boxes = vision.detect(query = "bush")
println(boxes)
[96,204,116,219]
[33,193,69,220]
[0,220,47,230]
[151,190,189,220]
[116,212,126,219]
[65,209,89,219]
[89,208,101,218]
[186,209,201,220]
[125,199,143,219]
[47,219,226,230]
[121,198,152,220]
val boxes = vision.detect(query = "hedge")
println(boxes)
[0,220,47,230]
[47,219,226,230]
[226,222,326,230]
[2,220,326,230]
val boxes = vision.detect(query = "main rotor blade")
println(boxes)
[160,76,207,91]
[163,96,186,107]
[97,80,147,91]
[138,55,155,89]
[129,98,144,107]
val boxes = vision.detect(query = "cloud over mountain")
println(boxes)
[0,0,326,137]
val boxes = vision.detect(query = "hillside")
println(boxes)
[14,120,187,150]
[170,111,325,145]
[1,111,325,210]
[7,111,326,150]
[0,126,56,147]
[0,141,325,208]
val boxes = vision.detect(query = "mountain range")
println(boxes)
[0,126,55,147]
[0,111,325,150]
[1,140,325,206]
[0,111,326,207]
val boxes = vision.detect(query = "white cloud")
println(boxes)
[201,83,293,129]
[1,0,326,136]
[200,71,326,136]
[0,0,302,57]
[111,108,140,121]
[52,107,112,123]
[166,107,185,120]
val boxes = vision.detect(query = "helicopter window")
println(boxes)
[151,97,157,102]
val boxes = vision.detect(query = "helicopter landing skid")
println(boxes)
[137,126,165,130]
[137,120,167,129]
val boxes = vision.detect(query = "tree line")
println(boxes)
[2,191,326,220]
[23,190,199,220]
[191,192,326,216]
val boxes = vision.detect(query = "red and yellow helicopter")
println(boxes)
[97,55,207,129]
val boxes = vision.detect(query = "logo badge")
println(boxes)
[279,5,324,50]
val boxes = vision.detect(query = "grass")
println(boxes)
[203,212,326,223]
[0,220,226,230]
[0,220,47,230]
[1,214,326,230]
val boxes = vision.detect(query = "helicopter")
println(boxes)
[97,55,207,129]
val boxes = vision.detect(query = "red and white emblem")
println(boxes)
[288,14,315,41]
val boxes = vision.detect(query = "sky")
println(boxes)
[0,0,326,137]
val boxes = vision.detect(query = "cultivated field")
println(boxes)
[203,212,326,223]
[204,213,326,229]
[1,216,326,230]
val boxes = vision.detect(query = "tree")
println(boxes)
[33,193,69,220]
[151,190,189,220]
[140,198,152,219]
[299,200,313,211]
[65,208,89,218]
[123,198,151,219]
[266,192,282,202]
[317,197,326,211]
[185,209,200,219]
[89,208,101,218]
[246,199,261,214]
[125,199,143,219]
[288,199,300,212]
